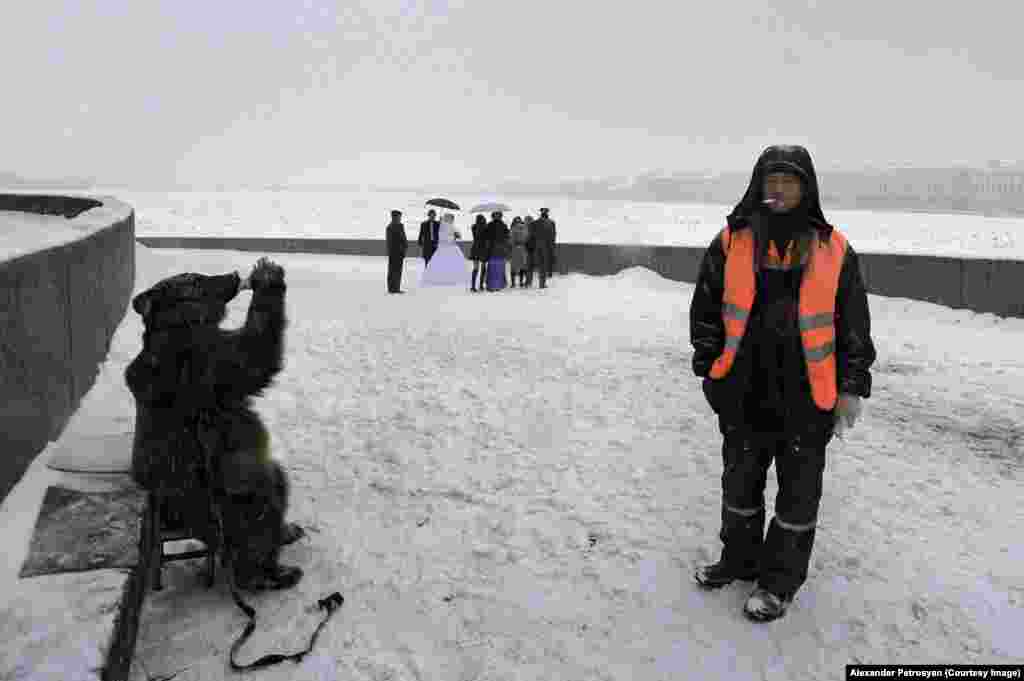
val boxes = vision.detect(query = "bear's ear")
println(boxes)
[132,291,153,317]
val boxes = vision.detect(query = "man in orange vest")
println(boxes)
[689,145,876,622]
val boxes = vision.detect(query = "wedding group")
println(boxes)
[384,205,558,294]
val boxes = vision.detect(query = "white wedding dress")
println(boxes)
[420,218,470,287]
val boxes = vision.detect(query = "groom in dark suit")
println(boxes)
[417,209,441,264]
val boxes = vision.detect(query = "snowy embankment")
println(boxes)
[3,244,1023,680]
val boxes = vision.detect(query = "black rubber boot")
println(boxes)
[758,519,817,600]
[695,560,760,589]
[743,586,793,622]
[698,500,765,589]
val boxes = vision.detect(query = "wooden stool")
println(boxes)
[142,491,217,591]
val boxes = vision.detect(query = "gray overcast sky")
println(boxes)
[3,1,1022,187]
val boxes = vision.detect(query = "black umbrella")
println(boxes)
[426,198,460,210]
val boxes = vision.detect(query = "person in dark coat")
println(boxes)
[690,145,876,622]
[484,211,510,291]
[529,211,555,289]
[417,209,440,264]
[508,216,529,287]
[522,215,536,287]
[386,209,408,294]
[539,207,557,277]
[469,214,489,292]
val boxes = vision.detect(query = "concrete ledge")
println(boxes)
[1,551,146,681]
[959,258,1024,317]
[0,195,135,501]
[856,253,964,312]
[136,234,387,257]
[0,569,134,681]
[136,236,1024,318]
[0,194,103,219]
[105,542,147,681]
[0,436,148,681]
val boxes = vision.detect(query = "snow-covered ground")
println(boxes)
[3,243,1022,680]
[10,188,1023,260]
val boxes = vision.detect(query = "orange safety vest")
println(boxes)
[708,225,848,411]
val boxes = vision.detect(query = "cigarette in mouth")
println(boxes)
[763,199,776,204]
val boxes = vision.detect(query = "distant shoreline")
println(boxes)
[3,186,1023,221]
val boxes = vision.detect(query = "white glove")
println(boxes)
[238,270,251,291]
[833,393,862,439]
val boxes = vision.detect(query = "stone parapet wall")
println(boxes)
[137,236,1024,319]
[0,195,135,501]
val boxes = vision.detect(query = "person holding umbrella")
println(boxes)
[417,209,441,265]
[484,211,510,291]
[420,212,470,287]
[468,202,513,292]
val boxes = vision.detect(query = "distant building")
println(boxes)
[966,161,1024,213]
[492,160,1024,216]
[818,162,1024,215]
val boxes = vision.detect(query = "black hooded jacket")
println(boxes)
[689,146,876,425]
[486,217,510,260]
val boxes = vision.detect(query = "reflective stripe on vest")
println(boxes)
[707,225,848,411]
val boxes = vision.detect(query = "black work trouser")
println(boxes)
[717,414,833,599]
[387,253,405,292]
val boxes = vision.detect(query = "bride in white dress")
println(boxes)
[420,212,470,287]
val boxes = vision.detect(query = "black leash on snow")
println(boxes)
[227,589,344,671]
[194,410,344,673]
